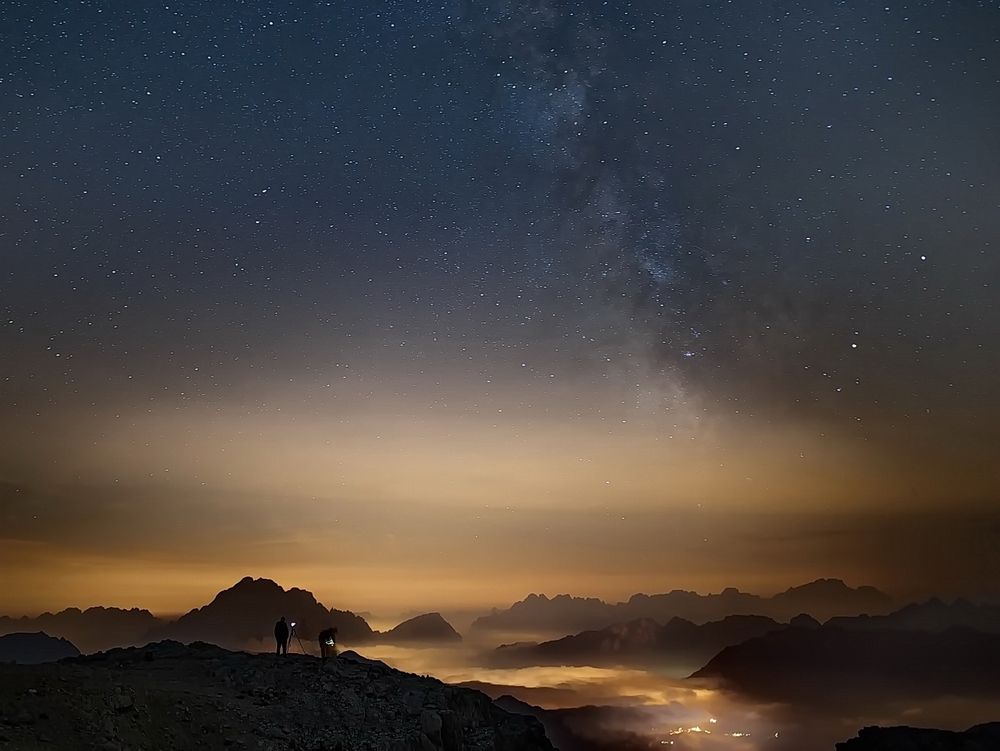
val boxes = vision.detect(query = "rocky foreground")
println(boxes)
[836,722,1000,750]
[0,641,554,751]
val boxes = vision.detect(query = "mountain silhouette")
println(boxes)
[0,632,81,664]
[492,614,784,669]
[691,624,1000,707]
[152,577,374,649]
[0,579,475,654]
[0,607,163,653]
[474,594,613,635]
[789,613,821,629]
[379,613,462,644]
[471,579,893,635]
[767,578,891,619]
[826,597,1000,633]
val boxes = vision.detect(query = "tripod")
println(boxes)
[287,624,308,654]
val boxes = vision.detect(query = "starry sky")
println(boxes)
[2,0,999,616]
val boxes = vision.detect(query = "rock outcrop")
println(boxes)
[0,640,554,750]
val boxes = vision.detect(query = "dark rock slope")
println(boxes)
[691,625,1000,705]
[0,641,553,751]
[836,722,1000,750]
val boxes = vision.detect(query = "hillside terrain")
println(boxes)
[0,641,552,751]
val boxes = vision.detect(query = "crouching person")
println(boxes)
[319,627,338,662]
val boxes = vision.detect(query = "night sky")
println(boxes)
[2,0,999,615]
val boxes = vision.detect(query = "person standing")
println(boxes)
[274,616,289,655]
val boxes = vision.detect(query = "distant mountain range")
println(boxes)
[7,577,998,662]
[0,577,461,654]
[151,578,462,649]
[691,624,1000,705]
[471,578,894,635]
[0,632,80,664]
[0,607,160,654]
[489,598,1000,672]
[492,614,789,670]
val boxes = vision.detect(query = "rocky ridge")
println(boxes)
[836,722,1000,750]
[0,640,553,751]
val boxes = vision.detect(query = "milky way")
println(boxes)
[468,0,1000,420]
[2,1,999,614]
